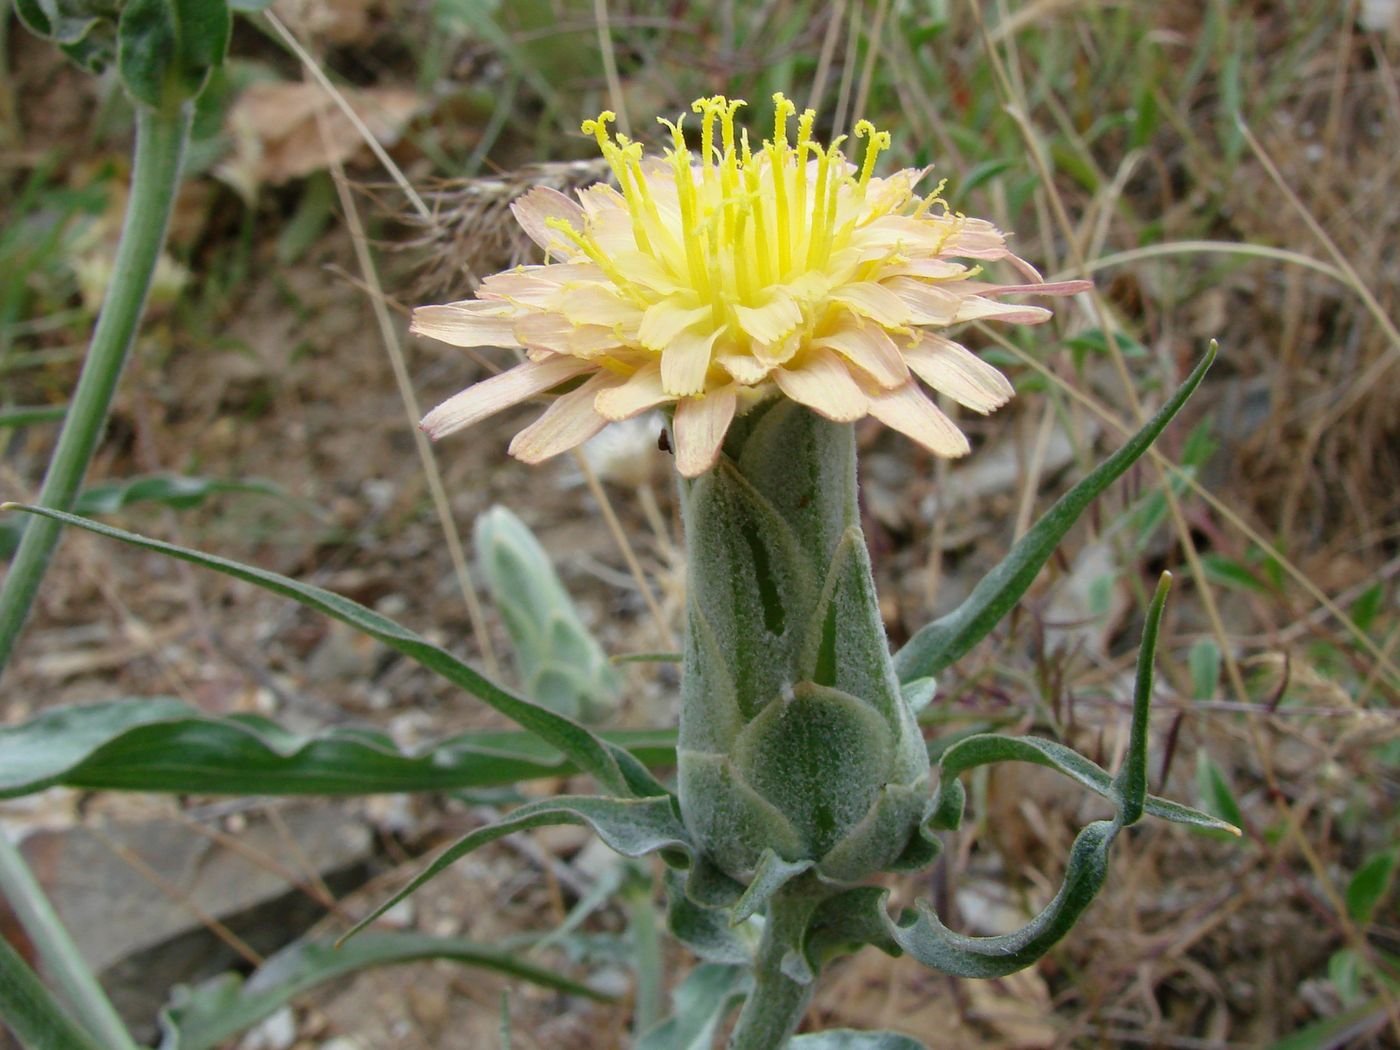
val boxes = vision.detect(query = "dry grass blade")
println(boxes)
[316,103,502,678]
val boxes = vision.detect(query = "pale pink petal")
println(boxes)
[1005,253,1044,281]
[885,278,961,326]
[673,387,738,477]
[831,282,911,327]
[952,296,1052,325]
[661,326,722,396]
[514,311,621,356]
[959,279,1092,298]
[867,383,971,458]
[510,186,586,258]
[479,263,605,305]
[420,356,593,440]
[877,257,972,281]
[772,348,869,422]
[903,334,1013,414]
[940,217,1011,259]
[557,284,645,327]
[508,372,621,464]
[717,354,772,385]
[734,293,803,344]
[594,364,671,421]
[411,301,522,349]
[814,322,909,389]
[638,300,711,350]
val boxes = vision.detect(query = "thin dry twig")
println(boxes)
[317,104,502,678]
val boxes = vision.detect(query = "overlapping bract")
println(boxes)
[415,94,1086,475]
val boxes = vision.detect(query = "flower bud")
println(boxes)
[677,400,930,885]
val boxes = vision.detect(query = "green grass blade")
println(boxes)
[0,405,66,427]
[894,345,1216,682]
[0,935,104,1050]
[158,931,612,1050]
[1,504,648,798]
[0,698,676,798]
[344,795,691,942]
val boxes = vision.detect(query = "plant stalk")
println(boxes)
[0,98,191,1050]
[727,884,822,1050]
[0,835,138,1049]
[0,99,192,674]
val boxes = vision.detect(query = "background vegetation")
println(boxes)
[1,0,1397,1046]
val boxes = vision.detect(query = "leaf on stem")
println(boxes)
[0,504,663,800]
[894,344,1216,682]
[0,698,676,799]
[117,0,230,108]
[0,934,104,1050]
[342,795,692,943]
[635,963,749,1050]
[158,931,610,1050]
[664,870,753,966]
[811,573,1238,979]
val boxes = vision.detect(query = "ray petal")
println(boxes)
[831,282,912,327]
[673,386,738,477]
[510,186,587,258]
[867,382,971,458]
[420,356,593,440]
[814,322,909,388]
[772,348,869,422]
[903,334,1014,414]
[638,300,711,350]
[661,326,722,396]
[594,363,671,421]
[952,296,1053,325]
[411,301,522,349]
[508,372,621,464]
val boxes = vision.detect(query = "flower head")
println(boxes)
[416,94,1087,476]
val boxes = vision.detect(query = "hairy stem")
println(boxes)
[0,99,190,1050]
[727,884,823,1050]
[0,100,192,674]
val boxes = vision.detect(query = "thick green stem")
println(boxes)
[0,100,192,674]
[0,99,190,1050]
[0,835,137,1050]
[727,883,824,1050]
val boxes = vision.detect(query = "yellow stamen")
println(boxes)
[854,119,892,190]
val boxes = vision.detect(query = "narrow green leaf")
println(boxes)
[1114,572,1171,826]
[1194,751,1244,832]
[344,795,691,942]
[0,934,105,1050]
[894,345,1216,682]
[1346,849,1398,926]
[1349,584,1384,634]
[2,475,292,560]
[1266,996,1391,1050]
[929,733,1236,836]
[807,821,1121,979]
[730,850,813,925]
[0,405,66,427]
[0,698,675,799]
[158,931,609,1050]
[790,1032,929,1049]
[1188,639,1221,700]
[1,504,653,799]
[635,963,748,1050]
